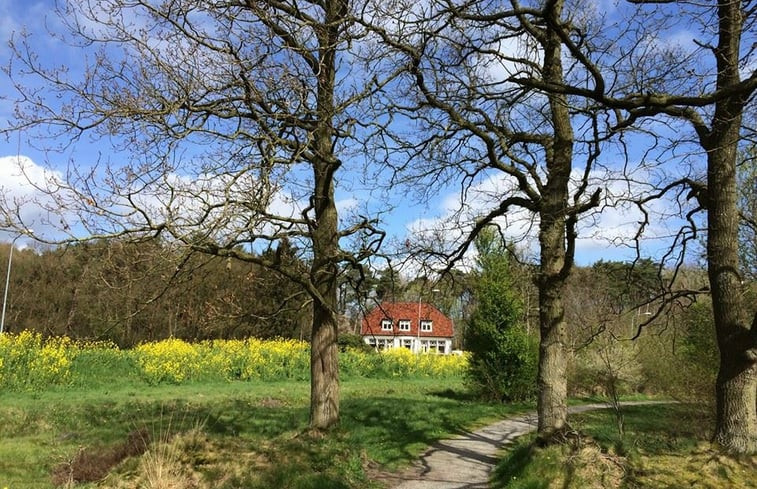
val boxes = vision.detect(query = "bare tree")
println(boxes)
[363,0,611,441]
[512,0,757,453]
[1,0,389,429]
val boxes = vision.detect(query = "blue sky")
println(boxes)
[0,0,718,268]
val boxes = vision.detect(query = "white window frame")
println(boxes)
[420,319,433,332]
[381,319,393,331]
[420,339,445,353]
[398,319,411,331]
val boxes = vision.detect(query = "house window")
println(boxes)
[420,339,446,353]
[369,338,392,350]
[420,320,433,332]
[398,319,411,331]
[381,319,393,331]
[402,338,412,349]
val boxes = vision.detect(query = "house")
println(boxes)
[361,302,454,354]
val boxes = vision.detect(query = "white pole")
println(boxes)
[1,238,18,334]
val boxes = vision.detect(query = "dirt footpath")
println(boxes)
[386,402,665,489]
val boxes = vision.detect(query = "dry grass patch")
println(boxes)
[102,427,271,489]
[633,442,757,489]
[493,404,757,489]
[566,442,627,489]
[51,428,150,486]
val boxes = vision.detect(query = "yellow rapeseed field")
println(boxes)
[0,331,467,390]
[0,331,74,388]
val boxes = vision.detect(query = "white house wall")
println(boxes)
[363,335,453,354]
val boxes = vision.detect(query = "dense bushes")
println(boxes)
[567,299,720,404]
[0,332,467,390]
[638,300,718,404]
[0,331,74,389]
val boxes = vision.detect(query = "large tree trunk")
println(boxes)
[536,0,574,440]
[707,125,757,453]
[309,282,340,429]
[536,266,569,439]
[309,155,341,430]
[708,142,757,453]
[307,0,344,430]
[704,0,757,454]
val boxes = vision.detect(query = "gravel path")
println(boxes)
[386,402,666,489]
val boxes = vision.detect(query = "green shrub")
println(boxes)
[465,321,538,401]
[337,333,372,352]
[464,227,538,401]
[638,300,718,403]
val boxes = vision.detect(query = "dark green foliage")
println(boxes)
[337,333,372,352]
[591,259,661,314]
[465,227,538,401]
[465,318,538,401]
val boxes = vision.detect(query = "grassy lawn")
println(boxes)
[492,403,757,489]
[0,377,530,489]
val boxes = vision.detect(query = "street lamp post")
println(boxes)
[1,233,28,334]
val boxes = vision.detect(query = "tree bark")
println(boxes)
[703,0,757,454]
[536,271,569,438]
[707,123,757,453]
[536,0,574,441]
[309,150,341,430]
[307,0,344,430]
[708,140,757,453]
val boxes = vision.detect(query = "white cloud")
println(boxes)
[336,197,358,214]
[0,155,69,242]
[0,154,316,249]
[402,164,697,267]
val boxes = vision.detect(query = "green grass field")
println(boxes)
[0,377,530,489]
[2,334,754,488]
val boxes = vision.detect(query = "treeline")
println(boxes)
[1,235,734,407]
[1,239,309,346]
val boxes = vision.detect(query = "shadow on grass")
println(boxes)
[574,403,710,455]
[490,443,547,489]
[339,395,521,470]
[490,404,725,489]
[427,387,482,402]
[2,380,519,488]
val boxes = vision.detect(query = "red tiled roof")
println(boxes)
[361,302,454,338]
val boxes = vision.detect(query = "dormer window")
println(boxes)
[381,319,393,331]
[398,319,411,331]
[420,320,433,332]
